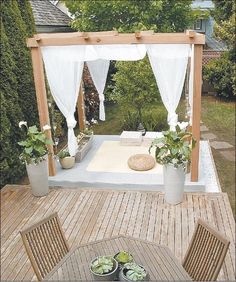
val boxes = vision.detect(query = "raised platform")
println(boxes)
[49,135,220,192]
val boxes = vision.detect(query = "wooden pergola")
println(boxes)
[27,30,205,182]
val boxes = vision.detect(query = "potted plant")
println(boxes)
[90,256,118,281]
[149,125,195,205]
[114,251,134,268]
[18,121,52,197]
[58,148,75,169]
[119,262,149,281]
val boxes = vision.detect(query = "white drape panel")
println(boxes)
[41,48,84,156]
[188,45,194,125]
[87,60,110,121]
[147,44,191,131]
[41,45,146,62]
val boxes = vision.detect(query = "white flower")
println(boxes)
[85,120,90,125]
[177,122,189,130]
[43,124,51,131]
[19,121,27,128]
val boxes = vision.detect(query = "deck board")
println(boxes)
[1,185,235,281]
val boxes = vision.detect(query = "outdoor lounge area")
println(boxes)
[1,28,235,282]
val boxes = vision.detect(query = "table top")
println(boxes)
[44,236,192,281]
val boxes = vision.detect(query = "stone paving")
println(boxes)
[201,124,235,162]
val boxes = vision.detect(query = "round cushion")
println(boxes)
[128,154,156,171]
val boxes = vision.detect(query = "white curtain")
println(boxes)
[188,45,194,125]
[87,60,110,120]
[41,48,84,156]
[147,44,191,130]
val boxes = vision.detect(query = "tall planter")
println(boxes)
[163,164,185,205]
[26,156,49,197]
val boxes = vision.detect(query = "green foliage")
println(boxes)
[1,0,38,124]
[65,0,193,32]
[113,56,160,121]
[123,263,147,281]
[1,1,38,186]
[18,0,36,36]
[122,107,168,132]
[115,251,133,264]
[149,125,195,168]
[203,53,236,99]
[91,256,114,275]
[58,148,70,159]
[0,22,25,186]
[212,0,234,22]
[203,0,235,99]
[18,123,52,165]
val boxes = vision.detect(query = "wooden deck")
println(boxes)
[1,185,235,281]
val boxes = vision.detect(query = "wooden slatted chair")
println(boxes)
[182,219,230,281]
[20,213,69,281]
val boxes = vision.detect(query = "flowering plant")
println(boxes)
[18,121,53,165]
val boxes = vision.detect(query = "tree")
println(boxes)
[113,56,160,122]
[204,1,235,99]
[18,0,36,36]
[1,0,38,124]
[0,22,25,186]
[212,0,234,22]
[65,0,193,32]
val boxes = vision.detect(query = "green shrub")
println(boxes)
[203,52,236,99]
[122,107,168,132]
[0,22,25,187]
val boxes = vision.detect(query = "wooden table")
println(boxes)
[44,236,192,281]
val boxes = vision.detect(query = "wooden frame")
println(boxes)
[20,212,69,281]
[27,30,204,180]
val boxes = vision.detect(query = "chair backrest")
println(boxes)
[182,219,230,281]
[20,213,69,281]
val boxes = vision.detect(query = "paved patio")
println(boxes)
[1,185,235,281]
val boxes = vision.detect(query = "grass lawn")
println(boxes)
[201,96,235,217]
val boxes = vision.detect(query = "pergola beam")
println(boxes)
[27,31,205,47]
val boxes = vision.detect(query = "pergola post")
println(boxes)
[77,82,86,131]
[191,44,203,182]
[30,46,56,176]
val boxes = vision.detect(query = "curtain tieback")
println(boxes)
[99,94,105,102]
[66,117,77,129]
[168,112,178,126]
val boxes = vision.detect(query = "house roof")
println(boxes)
[30,0,71,27]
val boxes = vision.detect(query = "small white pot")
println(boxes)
[163,164,185,205]
[59,156,75,169]
[26,157,49,197]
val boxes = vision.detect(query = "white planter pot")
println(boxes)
[163,164,185,205]
[59,156,75,169]
[26,157,49,197]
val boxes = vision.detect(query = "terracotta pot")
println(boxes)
[26,156,49,197]
[163,164,185,205]
[59,156,75,169]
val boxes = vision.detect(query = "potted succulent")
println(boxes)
[58,148,75,169]
[119,262,149,281]
[90,256,118,281]
[149,124,195,205]
[18,121,52,197]
[114,251,134,268]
